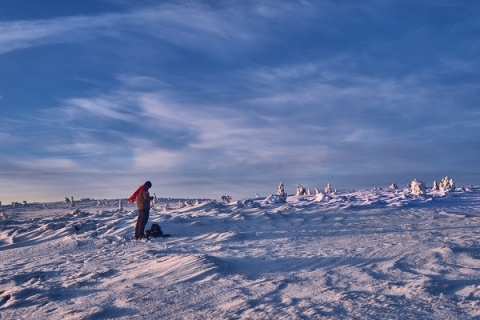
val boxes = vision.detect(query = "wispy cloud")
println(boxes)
[0,2,282,56]
[9,57,478,182]
[14,158,82,172]
[66,96,136,122]
[0,15,117,54]
[1,1,479,202]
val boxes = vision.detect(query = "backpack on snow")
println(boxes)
[149,223,163,238]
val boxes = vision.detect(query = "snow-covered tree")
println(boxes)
[276,182,287,197]
[433,180,440,190]
[440,176,455,191]
[118,199,123,211]
[410,179,426,196]
[325,183,332,194]
[449,178,455,189]
[264,181,288,204]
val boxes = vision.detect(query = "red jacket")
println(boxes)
[128,184,153,210]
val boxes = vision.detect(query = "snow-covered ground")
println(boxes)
[2,185,480,319]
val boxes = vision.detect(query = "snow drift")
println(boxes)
[1,183,480,319]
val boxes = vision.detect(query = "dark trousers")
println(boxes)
[135,209,150,240]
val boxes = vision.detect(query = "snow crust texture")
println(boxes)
[1,186,480,319]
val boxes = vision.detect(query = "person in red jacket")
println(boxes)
[129,181,154,240]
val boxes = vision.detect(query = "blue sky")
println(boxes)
[1,0,479,203]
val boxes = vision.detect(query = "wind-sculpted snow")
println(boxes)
[1,187,480,319]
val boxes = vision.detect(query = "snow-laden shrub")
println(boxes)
[296,184,307,196]
[389,183,398,190]
[242,199,254,206]
[263,194,287,204]
[315,192,325,202]
[237,199,258,208]
[187,199,196,206]
[65,196,75,207]
[176,201,186,209]
[221,195,232,204]
[241,199,261,208]
[315,192,332,202]
[410,179,426,196]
